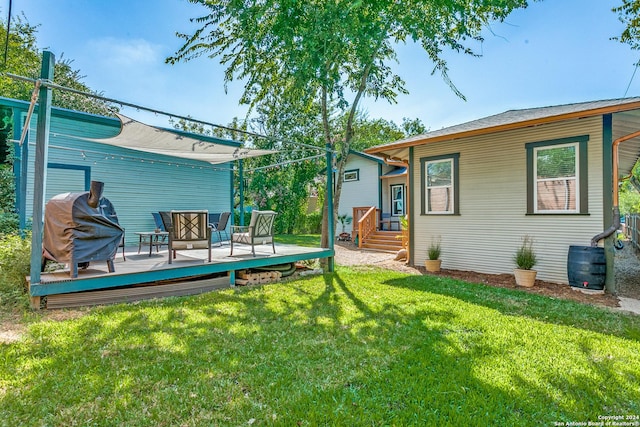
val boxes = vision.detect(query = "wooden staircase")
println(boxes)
[361,230,403,252]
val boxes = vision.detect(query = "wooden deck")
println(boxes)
[31,243,333,308]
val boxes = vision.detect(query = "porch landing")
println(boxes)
[31,243,333,308]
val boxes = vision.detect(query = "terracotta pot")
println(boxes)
[425,259,442,273]
[514,269,537,287]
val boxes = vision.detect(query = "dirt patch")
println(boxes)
[0,313,26,344]
[334,241,621,309]
[0,307,88,344]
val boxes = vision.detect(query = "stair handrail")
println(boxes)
[351,207,371,242]
[357,206,377,248]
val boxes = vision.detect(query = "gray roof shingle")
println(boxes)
[368,97,640,152]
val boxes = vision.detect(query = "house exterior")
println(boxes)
[366,98,640,291]
[337,150,407,235]
[1,97,235,245]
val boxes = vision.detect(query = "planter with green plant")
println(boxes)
[513,235,538,287]
[425,237,442,273]
[337,214,353,241]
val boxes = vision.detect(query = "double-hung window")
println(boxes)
[391,184,404,216]
[526,136,588,214]
[420,154,459,215]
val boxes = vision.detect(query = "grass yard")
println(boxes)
[275,234,321,247]
[1,268,639,426]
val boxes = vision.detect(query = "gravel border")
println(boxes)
[615,241,640,300]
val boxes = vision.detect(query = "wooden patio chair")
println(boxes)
[167,210,212,264]
[230,210,277,257]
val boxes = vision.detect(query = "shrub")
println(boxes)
[300,212,322,234]
[0,212,19,235]
[428,237,441,260]
[0,164,19,235]
[514,235,537,270]
[0,233,31,308]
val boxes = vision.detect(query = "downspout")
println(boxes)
[591,129,640,246]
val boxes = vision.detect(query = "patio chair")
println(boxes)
[211,211,231,244]
[151,212,169,247]
[167,210,212,264]
[379,212,391,231]
[152,212,166,232]
[230,210,277,257]
[208,213,221,246]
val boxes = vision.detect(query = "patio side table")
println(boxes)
[135,231,169,256]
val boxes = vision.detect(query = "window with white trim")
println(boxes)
[526,135,588,214]
[420,154,459,215]
[534,143,578,212]
[391,184,404,216]
[343,169,359,182]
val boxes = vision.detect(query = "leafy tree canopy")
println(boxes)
[0,12,113,116]
[613,0,640,51]
[168,0,531,244]
[0,11,114,233]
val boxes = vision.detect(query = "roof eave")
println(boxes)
[366,101,640,154]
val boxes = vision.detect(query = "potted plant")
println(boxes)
[513,235,538,287]
[424,237,442,272]
[337,214,353,241]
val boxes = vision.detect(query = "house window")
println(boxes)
[344,169,359,182]
[391,184,404,216]
[420,153,460,215]
[526,135,589,214]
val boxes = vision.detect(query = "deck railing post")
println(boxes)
[28,51,55,308]
[326,143,335,272]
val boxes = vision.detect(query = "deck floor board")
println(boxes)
[31,243,333,306]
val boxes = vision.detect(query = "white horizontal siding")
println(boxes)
[412,117,605,284]
[338,155,379,234]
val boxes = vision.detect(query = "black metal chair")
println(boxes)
[212,212,231,245]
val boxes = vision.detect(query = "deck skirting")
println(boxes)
[46,275,231,309]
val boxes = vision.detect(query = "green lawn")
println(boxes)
[1,268,639,426]
[274,234,321,247]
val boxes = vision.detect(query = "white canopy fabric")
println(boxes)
[89,114,275,164]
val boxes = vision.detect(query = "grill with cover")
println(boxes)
[42,181,124,278]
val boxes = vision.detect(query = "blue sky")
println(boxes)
[4,0,638,132]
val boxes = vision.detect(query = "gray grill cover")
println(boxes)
[43,192,124,265]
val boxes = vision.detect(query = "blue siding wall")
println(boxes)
[7,100,233,245]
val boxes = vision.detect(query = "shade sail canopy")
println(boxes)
[90,114,275,164]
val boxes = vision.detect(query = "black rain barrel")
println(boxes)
[567,245,606,290]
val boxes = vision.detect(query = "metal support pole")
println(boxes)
[326,143,335,272]
[238,159,245,226]
[28,51,55,304]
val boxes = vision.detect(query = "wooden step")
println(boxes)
[361,242,402,252]
[365,237,402,246]
[355,229,403,253]
[368,231,401,238]
[367,235,401,243]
